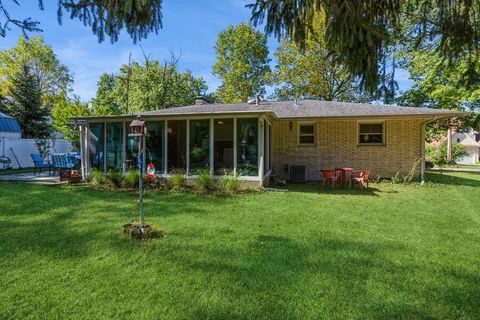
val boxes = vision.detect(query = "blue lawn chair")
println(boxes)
[31,153,51,176]
[51,153,75,176]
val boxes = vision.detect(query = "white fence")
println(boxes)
[0,138,72,168]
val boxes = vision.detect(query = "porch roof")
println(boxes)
[77,100,466,121]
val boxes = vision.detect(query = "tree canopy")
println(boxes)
[212,23,271,103]
[91,73,122,116]
[51,96,89,148]
[0,36,72,106]
[273,10,365,102]
[0,0,163,43]
[248,0,480,91]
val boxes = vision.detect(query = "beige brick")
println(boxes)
[271,119,423,181]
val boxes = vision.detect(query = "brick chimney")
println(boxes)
[195,96,208,105]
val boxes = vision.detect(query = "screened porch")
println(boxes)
[80,116,272,183]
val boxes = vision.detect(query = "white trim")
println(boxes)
[186,119,190,176]
[357,121,386,146]
[298,121,316,145]
[233,116,237,175]
[258,116,265,182]
[163,120,168,175]
[209,118,214,175]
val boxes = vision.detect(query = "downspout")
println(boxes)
[421,116,438,184]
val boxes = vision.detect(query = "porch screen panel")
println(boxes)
[106,122,124,170]
[125,126,138,170]
[189,119,210,174]
[237,118,258,176]
[214,118,234,175]
[146,121,164,173]
[168,120,187,173]
[89,122,104,170]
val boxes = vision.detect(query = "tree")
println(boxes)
[397,41,480,140]
[91,73,122,115]
[52,96,89,149]
[212,23,271,103]
[273,10,364,102]
[115,54,207,113]
[1,65,52,138]
[0,0,163,43]
[0,36,72,107]
[248,0,480,91]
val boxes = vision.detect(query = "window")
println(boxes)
[299,123,315,145]
[214,118,234,175]
[167,120,187,173]
[89,122,104,170]
[106,122,123,170]
[189,119,210,174]
[237,118,258,176]
[358,122,385,145]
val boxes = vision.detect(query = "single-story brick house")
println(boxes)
[74,99,463,186]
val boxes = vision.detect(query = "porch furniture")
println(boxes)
[67,152,81,167]
[335,167,354,186]
[51,153,75,176]
[321,169,342,189]
[31,153,51,176]
[349,170,370,190]
[0,156,11,174]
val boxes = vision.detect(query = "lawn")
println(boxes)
[1,172,479,319]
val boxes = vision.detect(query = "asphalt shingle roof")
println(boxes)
[139,100,464,119]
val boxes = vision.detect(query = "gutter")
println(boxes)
[420,116,440,184]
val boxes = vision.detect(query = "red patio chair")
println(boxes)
[349,170,370,190]
[321,169,342,189]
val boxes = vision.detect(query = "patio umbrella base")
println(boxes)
[122,223,164,240]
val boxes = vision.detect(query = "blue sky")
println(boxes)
[1,0,412,102]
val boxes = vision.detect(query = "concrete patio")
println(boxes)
[0,171,65,184]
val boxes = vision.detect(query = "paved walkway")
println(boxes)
[430,167,480,173]
[0,171,65,184]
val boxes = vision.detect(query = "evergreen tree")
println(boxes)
[3,65,53,139]
[1,0,163,43]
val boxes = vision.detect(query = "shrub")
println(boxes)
[106,170,123,187]
[122,170,139,189]
[221,172,242,193]
[88,169,105,186]
[194,169,214,193]
[391,172,401,184]
[170,172,186,191]
[429,142,469,166]
[403,158,421,184]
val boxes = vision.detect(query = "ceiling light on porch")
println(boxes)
[217,121,224,125]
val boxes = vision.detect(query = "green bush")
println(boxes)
[194,169,214,193]
[88,169,105,186]
[391,172,401,184]
[122,170,139,189]
[429,142,469,165]
[106,170,123,187]
[170,172,186,191]
[221,172,242,193]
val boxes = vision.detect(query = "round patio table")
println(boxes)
[335,167,354,186]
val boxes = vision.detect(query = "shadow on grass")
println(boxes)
[425,171,480,187]
[162,233,480,319]
[284,182,386,196]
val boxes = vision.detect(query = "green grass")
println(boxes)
[1,172,480,319]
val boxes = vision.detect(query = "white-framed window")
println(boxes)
[358,122,385,145]
[298,122,315,145]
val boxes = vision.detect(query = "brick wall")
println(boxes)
[271,118,424,181]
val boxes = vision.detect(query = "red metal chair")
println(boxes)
[321,169,342,189]
[349,170,370,190]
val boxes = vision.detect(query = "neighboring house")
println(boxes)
[74,99,462,186]
[0,111,71,168]
[452,129,480,165]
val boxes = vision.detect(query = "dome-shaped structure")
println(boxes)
[0,112,21,138]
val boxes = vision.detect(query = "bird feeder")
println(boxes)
[129,116,147,137]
